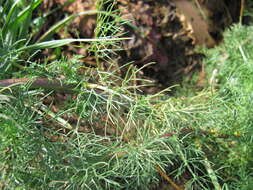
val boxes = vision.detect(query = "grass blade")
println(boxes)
[20,37,132,51]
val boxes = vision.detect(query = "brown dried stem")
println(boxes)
[155,165,184,190]
[0,78,76,93]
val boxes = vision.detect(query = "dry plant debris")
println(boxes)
[40,0,241,92]
[173,0,216,47]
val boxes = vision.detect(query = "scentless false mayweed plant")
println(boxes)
[1,0,253,190]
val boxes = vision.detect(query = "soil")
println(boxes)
[40,0,241,94]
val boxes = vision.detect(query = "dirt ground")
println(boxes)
[40,0,242,93]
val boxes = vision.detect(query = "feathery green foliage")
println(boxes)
[1,0,253,189]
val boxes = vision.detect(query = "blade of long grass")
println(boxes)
[2,0,42,45]
[17,0,42,40]
[20,37,132,51]
[2,0,20,42]
[2,0,20,28]
[38,10,98,42]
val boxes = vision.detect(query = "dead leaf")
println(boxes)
[173,0,216,47]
